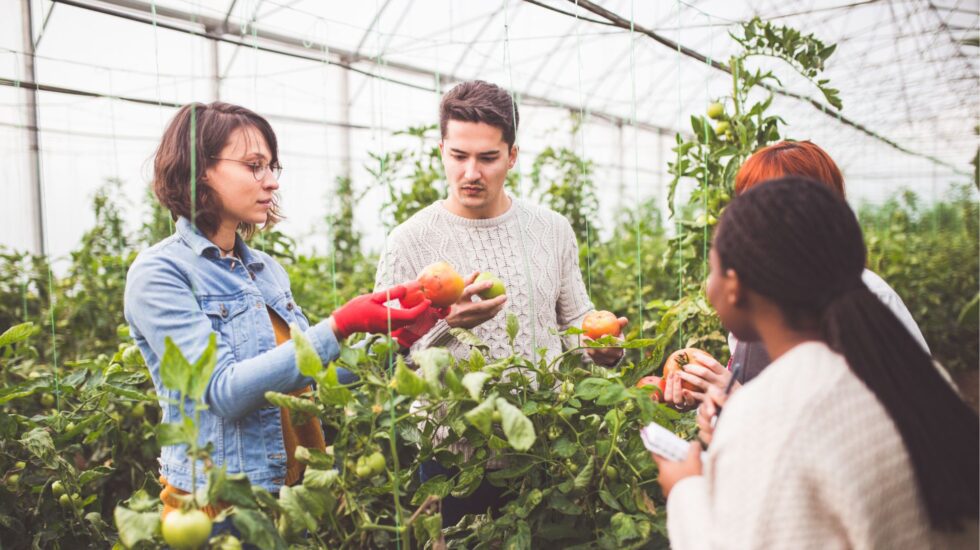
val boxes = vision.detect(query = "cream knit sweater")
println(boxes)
[374,196,594,362]
[667,341,978,550]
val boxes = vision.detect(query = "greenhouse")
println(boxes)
[1,1,977,548]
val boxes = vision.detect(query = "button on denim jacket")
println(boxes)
[124,217,340,493]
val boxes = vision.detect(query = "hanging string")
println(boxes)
[502,0,538,358]
[573,1,593,304]
[702,14,712,282]
[149,0,172,235]
[628,0,643,338]
[675,0,684,350]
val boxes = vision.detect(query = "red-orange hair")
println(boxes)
[734,141,845,198]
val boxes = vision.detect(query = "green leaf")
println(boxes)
[188,333,218,400]
[159,337,192,396]
[113,494,161,549]
[596,384,628,406]
[290,323,323,377]
[467,347,486,371]
[449,328,489,350]
[413,348,450,395]
[573,457,594,490]
[264,391,319,416]
[232,507,288,550]
[461,372,490,401]
[208,471,259,510]
[451,466,485,498]
[610,512,644,544]
[0,322,36,347]
[464,397,495,436]
[444,366,465,395]
[293,446,333,469]
[302,468,339,490]
[20,428,57,468]
[317,363,352,405]
[506,314,520,344]
[392,356,426,397]
[156,421,192,447]
[574,378,610,400]
[412,474,451,505]
[495,398,536,451]
[551,438,577,458]
[504,519,532,549]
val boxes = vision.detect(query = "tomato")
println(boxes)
[40,393,55,407]
[400,280,426,308]
[366,452,386,474]
[161,508,213,550]
[474,272,506,299]
[635,375,665,401]
[213,535,243,550]
[565,459,579,474]
[547,426,562,441]
[491,410,503,424]
[707,102,725,120]
[355,463,373,478]
[662,348,705,392]
[604,465,619,482]
[51,480,66,497]
[6,473,19,486]
[417,261,465,307]
[715,121,730,136]
[129,402,146,419]
[14,461,25,470]
[58,494,72,508]
[582,311,621,340]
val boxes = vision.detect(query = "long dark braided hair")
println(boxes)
[714,176,978,531]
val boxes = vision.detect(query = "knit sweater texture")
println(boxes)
[667,341,978,549]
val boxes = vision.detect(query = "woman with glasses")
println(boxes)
[124,102,433,534]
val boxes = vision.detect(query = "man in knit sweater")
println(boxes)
[375,80,625,367]
[374,80,627,525]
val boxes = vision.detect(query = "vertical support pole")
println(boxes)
[616,121,625,212]
[339,55,352,179]
[209,31,221,102]
[21,0,45,256]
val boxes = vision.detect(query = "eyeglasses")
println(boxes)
[210,157,283,181]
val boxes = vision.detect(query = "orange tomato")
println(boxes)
[582,310,620,340]
[662,348,705,392]
[636,375,665,401]
[417,262,465,308]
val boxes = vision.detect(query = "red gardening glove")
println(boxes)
[391,306,451,348]
[331,285,431,338]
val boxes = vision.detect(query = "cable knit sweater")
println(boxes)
[374,196,594,362]
[667,341,979,550]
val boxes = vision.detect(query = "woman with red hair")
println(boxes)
[662,140,929,412]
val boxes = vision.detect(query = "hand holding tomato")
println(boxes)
[651,441,702,499]
[581,311,628,367]
[662,348,732,410]
[444,271,508,330]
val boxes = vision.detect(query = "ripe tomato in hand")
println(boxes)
[417,262,465,307]
[662,348,705,392]
[582,310,620,340]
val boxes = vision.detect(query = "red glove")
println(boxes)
[391,305,451,348]
[331,285,431,338]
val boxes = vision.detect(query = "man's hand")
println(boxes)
[583,316,629,366]
[651,442,702,499]
[662,349,733,411]
[444,271,507,330]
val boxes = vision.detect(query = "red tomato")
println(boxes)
[662,348,705,392]
[582,310,620,340]
[636,375,665,401]
[417,262,465,308]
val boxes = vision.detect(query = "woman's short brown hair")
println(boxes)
[153,102,282,239]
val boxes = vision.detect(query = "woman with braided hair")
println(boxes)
[653,177,978,548]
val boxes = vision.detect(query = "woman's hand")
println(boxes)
[651,442,703,498]
[329,285,432,339]
[663,349,732,411]
[584,316,629,366]
[696,383,738,447]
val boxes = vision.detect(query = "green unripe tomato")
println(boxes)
[355,463,373,478]
[14,461,26,470]
[65,422,76,432]
[474,272,506,299]
[491,410,503,423]
[715,121,730,136]
[161,508,212,550]
[28,371,42,379]
[70,493,81,506]
[59,494,72,508]
[605,465,619,482]
[6,473,19,486]
[52,480,66,497]
[40,393,56,407]
[706,102,725,120]
[366,452,386,474]
[130,402,146,419]
[547,426,561,441]
[565,460,579,474]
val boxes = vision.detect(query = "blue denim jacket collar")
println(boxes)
[176,217,265,272]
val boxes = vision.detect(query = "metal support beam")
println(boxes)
[21,0,45,256]
[209,31,221,101]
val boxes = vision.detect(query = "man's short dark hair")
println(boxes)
[439,80,519,148]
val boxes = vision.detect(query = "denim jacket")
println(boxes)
[124,217,340,493]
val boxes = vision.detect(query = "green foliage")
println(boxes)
[859,185,979,372]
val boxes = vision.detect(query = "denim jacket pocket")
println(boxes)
[200,294,252,360]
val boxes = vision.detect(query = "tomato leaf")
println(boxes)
[290,324,323,377]
[392,356,426,397]
[495,398,536,451]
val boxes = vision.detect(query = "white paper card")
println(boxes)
[640,422,690,462]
